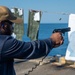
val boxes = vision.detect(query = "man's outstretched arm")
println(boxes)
[1,32,64,61]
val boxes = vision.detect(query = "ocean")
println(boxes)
[23,23,69,56]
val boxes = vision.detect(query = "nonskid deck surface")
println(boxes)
[14,56,75,75]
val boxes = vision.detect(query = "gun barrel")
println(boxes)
[53,27,71,33]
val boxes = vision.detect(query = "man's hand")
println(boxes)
[50,32,64,48]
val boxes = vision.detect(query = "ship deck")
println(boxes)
[14,56,75,75]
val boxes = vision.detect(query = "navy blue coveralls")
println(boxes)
[0,35,53,75]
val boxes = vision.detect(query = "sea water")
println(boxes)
[23,23,69,56]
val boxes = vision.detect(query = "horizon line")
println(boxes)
[24,22,68,24]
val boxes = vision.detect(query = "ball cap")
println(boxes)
[0,6,23,23]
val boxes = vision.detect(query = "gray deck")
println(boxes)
[14,57,75,75]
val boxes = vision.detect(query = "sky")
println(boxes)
[0,0,75,23]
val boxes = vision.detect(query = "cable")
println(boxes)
[42,11,70,15]
[24,54,48,75]
[30,9,70,15]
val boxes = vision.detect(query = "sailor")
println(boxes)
[0,6,64,75]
